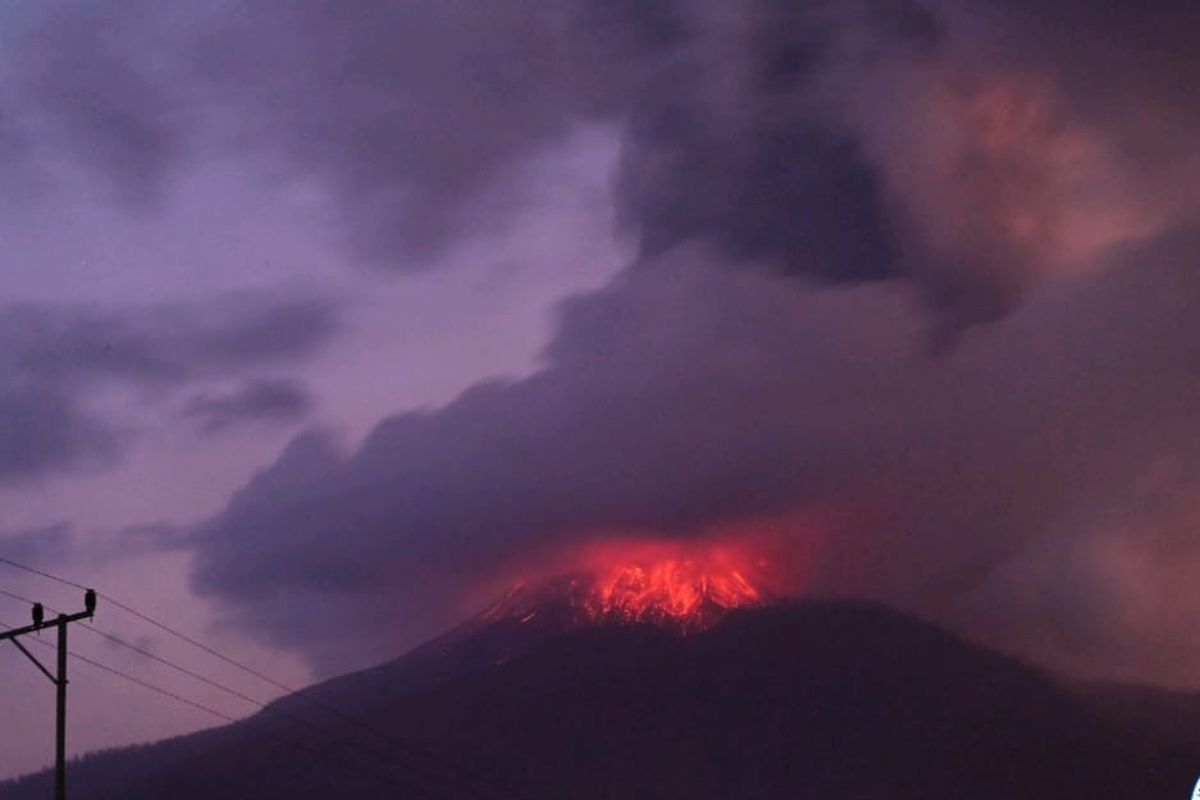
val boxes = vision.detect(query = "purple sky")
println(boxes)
[0,22,627,772]
[5,0,1200,781]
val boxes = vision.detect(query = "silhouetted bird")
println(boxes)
[31,603,43,627]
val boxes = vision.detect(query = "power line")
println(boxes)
[77,620,509,800]
[1,619,433,798]
[81,620,276,705]
[70,648,242,725]
[0,598,489,800]
[0,592,95,800]
[73,621,478,799]
[0,557,527,800]
[1,591,313,746]
[0,593,401,776]
[1,557,312,697]
[0,557,88,591]
[0,594,252,711]
[0,586,40,606]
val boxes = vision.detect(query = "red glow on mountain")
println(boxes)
[583,554,762,629]
[482,537,776,633]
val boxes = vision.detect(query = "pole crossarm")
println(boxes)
[0,609,93,643]
[1,589,96,800]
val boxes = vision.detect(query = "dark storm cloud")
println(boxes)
[5,0,1193,316]
[4,1,927,285]
[9,0,1146,317]
[1,0,669,263]
[614,0,942,285]
[3,295,337,384]
[193,0,584,265]
[0,294,337,483]
[198,0,930,281]
[0,382,120,483]
[182,378,311,435]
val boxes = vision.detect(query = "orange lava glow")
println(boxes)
[476,522,822,634]
[582,557,761,629]
[566,539,769,631]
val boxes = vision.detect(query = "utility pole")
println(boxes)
[1,590,96,800]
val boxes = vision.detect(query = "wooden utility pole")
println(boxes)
[1,590,96,800]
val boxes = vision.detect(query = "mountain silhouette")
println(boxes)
[1,599,1196,799]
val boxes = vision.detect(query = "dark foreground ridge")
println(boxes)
[2,600,1196,799]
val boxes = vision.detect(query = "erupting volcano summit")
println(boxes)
[583,559,762,629]
[482,543,769,633]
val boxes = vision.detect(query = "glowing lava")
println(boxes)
[483,539,772,634]
[583,558,762,630]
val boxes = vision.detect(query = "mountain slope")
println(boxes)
[2,601,1195,799]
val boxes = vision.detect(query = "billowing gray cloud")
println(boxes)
[0,6,1050,295]
[193,229,1200,685]
[4,0,1188,322]
[201,0,923,279]
[193,1,595,265]
[2,0,664,263]
[7,0,1200,692]
[0,0,1059,310]
[614,1,939,286]
[182,378,311,435]
[0,294,337,483]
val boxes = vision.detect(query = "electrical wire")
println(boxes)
[0,586,40,607]
[0,590,484,800]
[0,556,528,799]
[77,622,483,800]
[0,587,472,799]
[0,618,432,797]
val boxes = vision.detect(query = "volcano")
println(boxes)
[478,550,766,634]
[1,588,1197,799]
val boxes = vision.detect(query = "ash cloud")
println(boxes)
[8,0,1200,687]
[0,294,337,483]
[195,230,1200,683]
[5,0,1189,313]
[183,1,1200,685]
[0,0,997,302]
